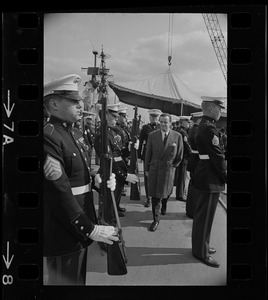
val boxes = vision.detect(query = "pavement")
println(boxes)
[86,160,227,286]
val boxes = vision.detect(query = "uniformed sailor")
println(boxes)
[94,103,139,218]
[174,116,192,201]
[191,96,227,268]
[83,112,96,148]
[138,109,161,207]
[43,74,118,285]
[115,107,132,198]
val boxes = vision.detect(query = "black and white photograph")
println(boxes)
[43,12,227,286]
[2,7,267,299]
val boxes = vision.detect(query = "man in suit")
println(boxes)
[138,109,161,207]
[144,113,184,231]
[191,97,227,268]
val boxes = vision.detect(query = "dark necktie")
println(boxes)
[163,133,168,146]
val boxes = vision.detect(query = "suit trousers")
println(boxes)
[151,197,169,222]
[46,247,87,285]
[191,191,220,259]
[142,160,150,200]
[175,162,188,199]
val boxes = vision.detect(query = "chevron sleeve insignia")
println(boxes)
[44,154,63,180]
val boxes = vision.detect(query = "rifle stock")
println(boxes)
[129,106,141,200]
[98,48,127,275]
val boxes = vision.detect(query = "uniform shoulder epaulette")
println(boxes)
[44,123,54,135]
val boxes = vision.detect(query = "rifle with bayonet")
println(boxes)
[129,106,141,200]
[97,48,127,275]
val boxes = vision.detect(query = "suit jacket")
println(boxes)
[145,129,183,198]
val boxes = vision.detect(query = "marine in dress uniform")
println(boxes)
[82,112,96,158]
[115,107,132,198]
[185,117,202,218]
[43,74,118,285]
[174,116,192,201]
[138,109,161,207]
[145,113,184,231]
[94,104,138,219]
[191,97,227,268]
[116,107,131,166]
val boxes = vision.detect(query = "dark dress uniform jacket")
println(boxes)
[178,126,192,163]
[145,129,183,198]
[44,116,97,257]
[193,116,227,192]
[187,124,199,174]
[94,126,128,185]
[114,123,131,164]
[138,122,160,160]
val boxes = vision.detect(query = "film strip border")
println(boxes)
[2,12,43,298]
[2,9,266,299]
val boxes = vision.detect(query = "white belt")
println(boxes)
[71,184,91,196]
[199,154,209,160]
[191,150,199,154]
[114,156,122,162]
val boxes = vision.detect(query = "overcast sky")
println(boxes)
[44,12,227,121]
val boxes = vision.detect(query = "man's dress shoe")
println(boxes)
[150,221,159,232]
[118,206,126,212]
[118,211,125,217]
[176,197,186,202]
[144,199,151,207]
[194,255,220,268]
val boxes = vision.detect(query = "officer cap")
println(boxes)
[148,109,162,117]
[118,107,128,116]
[179,116,192,122]
[44,74,82,101]
[107,103,120,117]
[201,96,225,108]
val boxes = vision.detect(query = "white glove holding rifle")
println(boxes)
[95,173,116,191]
[128,138,140,151]
[89,225,119,245]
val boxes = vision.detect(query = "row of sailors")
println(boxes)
[43,74,227,285]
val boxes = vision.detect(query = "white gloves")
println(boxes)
[126,173,139,184]
[95,173,116,191]
[89,225,119,245]
[128,139,140,151]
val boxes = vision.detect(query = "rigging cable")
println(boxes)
[168,13,173,66]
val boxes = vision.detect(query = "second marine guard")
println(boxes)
[94,103,139,218]
[43,74,118,285]
[115,106,132,196]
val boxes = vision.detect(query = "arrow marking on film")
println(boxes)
[3,90,15,118]
[2,242,14,269]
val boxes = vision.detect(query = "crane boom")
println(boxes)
[202,13,227,82]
